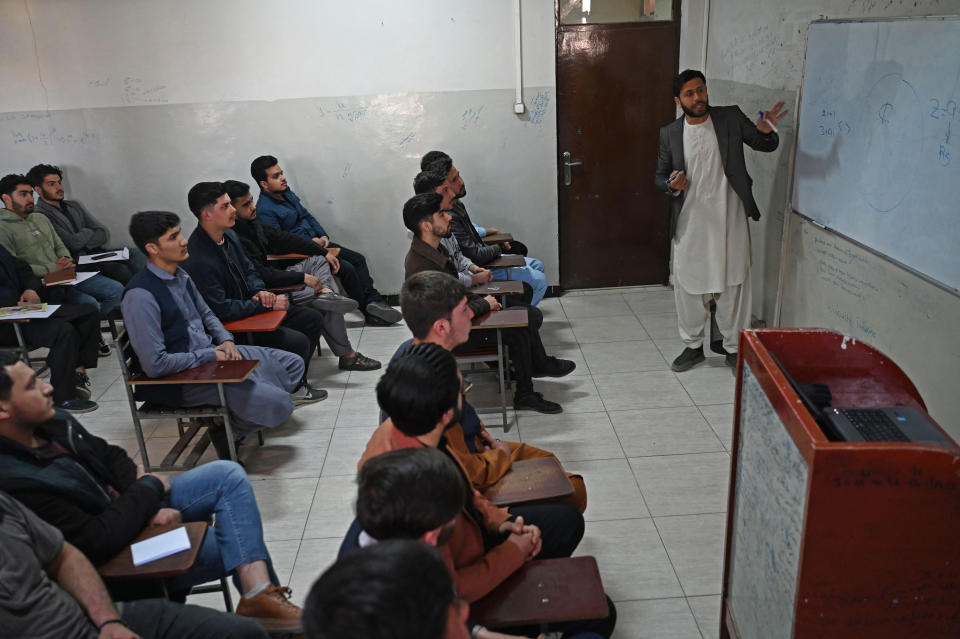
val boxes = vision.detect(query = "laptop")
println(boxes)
[768,352,951,446]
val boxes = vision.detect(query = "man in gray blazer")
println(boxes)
[654,69,786,372]
[27,163,146,285]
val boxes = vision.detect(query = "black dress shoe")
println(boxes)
[710,340,726,356]
[339,352,381,371]
[671,346,705,372]
[533,356,576,378]
[514,391,562,414]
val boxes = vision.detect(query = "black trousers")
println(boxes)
[0,303,100,403]
[463,304,548,396]
[329,243,384,310]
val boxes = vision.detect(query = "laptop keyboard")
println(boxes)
[837,408,910,442]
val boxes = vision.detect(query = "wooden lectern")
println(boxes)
[720,329,959,639]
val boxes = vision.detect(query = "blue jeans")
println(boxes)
[165,461,278,594]
[492,256,548,306]
[54,273,124,314]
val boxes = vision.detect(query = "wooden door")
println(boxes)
[556,0,682,289]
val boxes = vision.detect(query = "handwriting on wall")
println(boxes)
[121,77,168,105]
[718,25,780,81]
[460,105,484,130]
[316,102,368,122]
[10,127,99,147]
[528,91,550,127]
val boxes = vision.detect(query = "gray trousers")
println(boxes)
[286,255,352,357]
[117,598,268,639]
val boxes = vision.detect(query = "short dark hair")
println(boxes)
[25,164,62,187]
[250,155,279,185]
[413,169,447,195]
[357,448,466,541]
[129,211,181,254]
[0,351,22,400]
[673,69,706,97]
[303,540,454,639]
[402,192,443,237]
[399,271,467,339]
[0,174,31,200]
[420,150,451,171]
[376,342,460,436]
[223,179,251,202]
[187,181,226,218]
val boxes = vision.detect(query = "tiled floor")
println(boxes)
[81,287,733,639]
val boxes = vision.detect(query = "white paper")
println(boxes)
[0,304,60,320]
[130,526,191,566]
[78,248,129,265]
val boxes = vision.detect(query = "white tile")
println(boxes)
[544,344,590,376]
[239,425,332,479]
[624,292,678,318]
[285,388,344,430]
[612,598,703,639]
[354,325,410,357]
[639,311,682,340]
[563,458,650,521]
[519,412,624,462]
[576,519,682,601]
[538,320,578,347]
[580,339,668,374]
[688,595,722,639]
[610,406,724,457]
[569,315,649,344]
[251,477,319,542]
[656,513,727,596]
[676,366,736,406]
[528,376,606,414]
[321,428,374,476]
[560,294,634,318]
[629,453,730,517]
[697,404,734,451]
[285,537,345,607]
[593,371,693,412]
[301,475,359,539]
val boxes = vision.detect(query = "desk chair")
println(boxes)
[99,521,232,611]
[115,331,261,471]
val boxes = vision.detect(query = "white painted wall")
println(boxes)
[0,0,559,294]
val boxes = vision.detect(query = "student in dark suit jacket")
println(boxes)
[654,69,786,373]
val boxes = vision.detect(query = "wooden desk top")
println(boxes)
[266,253,308,260]
[267,284,303,293]
[482,232,513,244]
[98,521,207,579]
[470,280,525,296]
[486,255,526,269]
[472,309,528,329]
[126,360,259,386]
[483,457,575,506]
[223,309,287,333]
[470,557,608,628]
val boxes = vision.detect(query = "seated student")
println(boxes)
[0,353,304,632]
[341,448,609,639]
[0,174,121,354]
[393,271,586,513]
[225,180,380,372]
[360,344,584,603]
[0,489,270,639]
[124,211,304,455]
[182,182,326,404]
[421,151,546,305]
[307,540,471,639]
[403,193,573,414]
[250,155,402,326]
[26,163,147,285]
[0,243,100,413]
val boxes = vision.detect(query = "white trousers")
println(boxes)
[674,268,751,354]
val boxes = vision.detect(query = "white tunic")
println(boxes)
[673,116,750,295]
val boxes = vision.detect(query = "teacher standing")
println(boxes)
[655,69,786,372]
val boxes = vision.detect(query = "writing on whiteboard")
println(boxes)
[10,128,99,146]
[121,77,168,104]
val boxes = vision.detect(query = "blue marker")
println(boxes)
[758,111,779,134]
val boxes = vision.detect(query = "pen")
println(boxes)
[666,170,684,185]
[90,252,118,261]
[758,111,779,134]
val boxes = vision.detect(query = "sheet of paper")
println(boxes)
[78,248,129,265]
[0,304,60,320]
[130,526,191,566]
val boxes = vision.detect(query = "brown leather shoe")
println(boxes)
[235,584,303,633]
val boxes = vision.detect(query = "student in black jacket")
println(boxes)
[225,180,379,372]
[182,182,328,403]
[0,244,99,413]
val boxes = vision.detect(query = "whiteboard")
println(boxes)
[727,366,809,639]
[792,18,960,292]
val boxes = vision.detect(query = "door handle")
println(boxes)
[562,151,583,186]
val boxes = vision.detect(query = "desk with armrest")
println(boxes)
[481,232,513,245]
[469,280,525,306]
[116,331,259,471]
